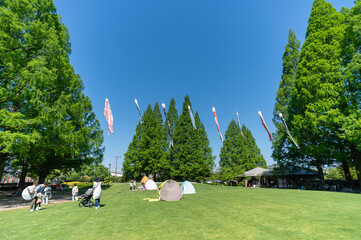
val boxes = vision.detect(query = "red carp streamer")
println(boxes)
[258,111,273,141]
[104,98,114,136]
[212,107,224,142]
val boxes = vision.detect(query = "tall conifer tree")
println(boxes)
[166,98,178,180]
[241,124,267,170]
[135,103,168,181]
[194,112,214,180]
[339,0,361,189]
[135,104,154,179]
[219,120,245,178]
[272,29,300,166]
[172,95,205,181]
[219,121,266,180]
[123,121,143,181]
[288,0,345,187]
[152,103,169,181]
[167,98,178,136]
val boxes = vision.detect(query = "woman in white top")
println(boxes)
[93,177,102,209]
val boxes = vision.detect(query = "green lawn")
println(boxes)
[1,183,360,240]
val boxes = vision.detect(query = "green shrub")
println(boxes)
[239,180,245,187]
[62,181,93,189]
[76,182,93,188]
[79,175,91,182]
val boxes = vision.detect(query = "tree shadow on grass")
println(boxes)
[102,184,112,190]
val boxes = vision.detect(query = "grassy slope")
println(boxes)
[1,184,360,240]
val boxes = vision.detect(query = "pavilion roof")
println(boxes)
[244,167,270,177]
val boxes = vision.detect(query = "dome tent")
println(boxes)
[158,180,182,201]
[144,179,158,190]
[181,181,196,194]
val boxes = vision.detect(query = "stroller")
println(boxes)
[78,188,95,208]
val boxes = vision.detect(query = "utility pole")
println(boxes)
[114,156,121,183]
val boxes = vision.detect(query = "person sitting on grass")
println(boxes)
[29,182,49,212]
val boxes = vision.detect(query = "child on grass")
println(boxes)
[43,186,52,204]
[72,183,79,202]
[35,193,42,210]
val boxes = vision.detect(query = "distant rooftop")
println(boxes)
[110,172,123,177]
[243,165,317,177]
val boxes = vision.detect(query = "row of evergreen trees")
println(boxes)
[272,0,361,190]
[122,95,266,182]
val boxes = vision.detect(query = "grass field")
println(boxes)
[1,183,360,240]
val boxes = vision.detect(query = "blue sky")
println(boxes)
[53,0,355,172]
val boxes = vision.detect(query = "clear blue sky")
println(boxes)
[53,0,354,172]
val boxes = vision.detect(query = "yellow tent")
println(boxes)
[140,176,149,185]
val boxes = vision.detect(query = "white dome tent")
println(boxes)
[181,181,196,194]
[144,179,158,190]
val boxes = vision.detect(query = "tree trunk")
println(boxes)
[338,143,353,188]
[0,153,9,181]
[341,160,353,188]
[354,161,361,191]
[38,168,48,184]
[316,162,324,189]
[17,158,29,194]
[350,144,361,191]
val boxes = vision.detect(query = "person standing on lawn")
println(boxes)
[93,177,102,209]
[29,182,49,211]
[72,183,79,202]
[130,180,133,191]
[35,193,42,210]
[43,185,52,204]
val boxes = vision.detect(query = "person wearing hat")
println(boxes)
[93,177,102,209]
